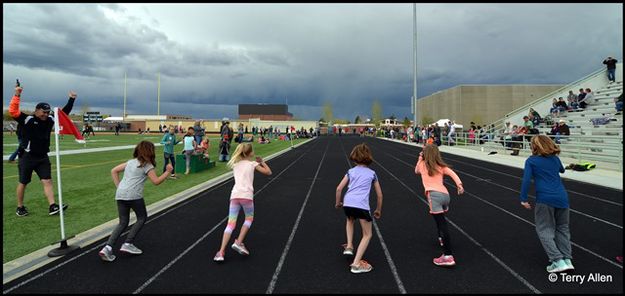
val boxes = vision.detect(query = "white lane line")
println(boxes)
[372,157,541,294]
[136,142,320,294]
[442,155,623,207]
[2,178,231,295]
[4,142,317,294]
[387,153,623,270]
[133,217,227,294]
[339,137,406,294]
[266,143,329,294]
[384,146,623,229]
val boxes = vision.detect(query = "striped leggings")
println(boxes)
[224,198,254,234]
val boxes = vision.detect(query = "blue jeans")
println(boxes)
[194,135,202,146]
[607,68,615,82]
[163,152,175,175]
[616,101,623,112]
[554,132,561,144]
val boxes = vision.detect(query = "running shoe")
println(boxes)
[120,243,143,255]
[350,260,373,274]
[433,254,455,267]
[99,245,116,262]
[231,240,249,255]
[214,251,225,262]
[342,244,354,256]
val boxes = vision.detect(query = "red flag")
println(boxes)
[56,109,85,143]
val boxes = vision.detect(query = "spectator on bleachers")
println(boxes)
[479,125,489,144]
[578,88,590,109]
[603,56,618,83]
[567,90,579,110]
[523,115,534,130]
[547,122,559,137]
[554,97,568,117]
[529,108,542,126]
[510,126,528,156]
[555,120,570,144]
[549,98,560,118]
[499,121,514,148]
[550,119,571,144]
[615,93,623,114]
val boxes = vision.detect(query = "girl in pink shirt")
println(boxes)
[214,143,272,262]
[415,144,464,267]
[468,127,475,144]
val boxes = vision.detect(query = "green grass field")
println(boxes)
[2,132,307,263]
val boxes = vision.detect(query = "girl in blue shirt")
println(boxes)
[520,135,573,273]
[182,127,197,175]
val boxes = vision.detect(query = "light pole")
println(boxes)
[413,3,418,127]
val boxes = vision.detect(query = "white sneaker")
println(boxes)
[99,245,116,262]
[214,251,225,262]
[120,243,143,255]
[231,240,249,255]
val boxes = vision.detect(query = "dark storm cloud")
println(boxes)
[3,3,622,120]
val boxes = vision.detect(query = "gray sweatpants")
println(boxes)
[106,199,147,247]
[534,203,572,263]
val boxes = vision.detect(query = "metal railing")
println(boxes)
[485,64,622,143]
[437,132,623,171]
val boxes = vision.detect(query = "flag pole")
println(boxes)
[48,107,79,257]
[124,72,127,118]
[157,72,160,116]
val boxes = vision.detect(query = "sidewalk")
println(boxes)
[3,144,163,161]
[379,137,623,191]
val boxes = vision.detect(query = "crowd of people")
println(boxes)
[5,56,619,276]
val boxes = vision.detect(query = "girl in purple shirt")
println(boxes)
[335,143,383,274]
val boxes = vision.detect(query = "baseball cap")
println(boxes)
[35,102,51,111]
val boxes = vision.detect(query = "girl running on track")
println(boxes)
[519,135,574,273]
[415,144,464,267]
[99,141,173,262]
[335,143,383,274]
[214,143,272,262]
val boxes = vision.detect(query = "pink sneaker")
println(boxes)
[350,260,373,274]
[433,254,455,266]
[213,251,225,262]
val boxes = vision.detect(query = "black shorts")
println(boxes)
[343,206,372,222]
[18,153,52,184]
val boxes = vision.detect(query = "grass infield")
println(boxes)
[2,132,306,263]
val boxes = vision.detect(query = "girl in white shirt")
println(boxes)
[214,143,272,262]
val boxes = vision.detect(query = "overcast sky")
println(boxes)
[3,3,623,121]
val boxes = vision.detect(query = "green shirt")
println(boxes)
[160,133,179,154]
[524,120,534,129]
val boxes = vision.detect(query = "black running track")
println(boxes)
[3,136,623,294]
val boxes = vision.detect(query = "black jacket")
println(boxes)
[12,97,75,157]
